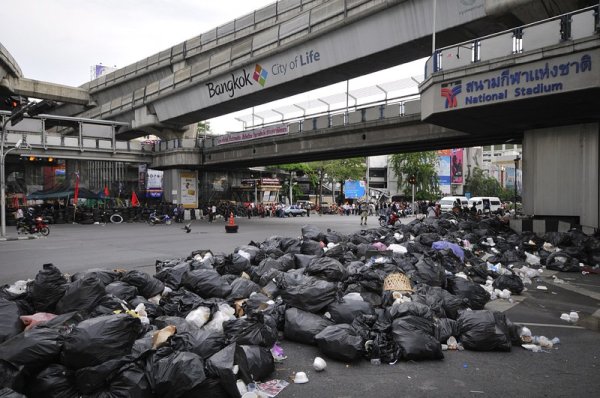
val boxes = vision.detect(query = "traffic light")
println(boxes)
[408,175,417,185]
[10,99,28,126]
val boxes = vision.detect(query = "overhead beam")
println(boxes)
[0,77,92,105]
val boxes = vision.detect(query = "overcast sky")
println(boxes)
[2,0,424,133]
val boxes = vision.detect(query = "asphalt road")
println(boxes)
[1,214,599,397]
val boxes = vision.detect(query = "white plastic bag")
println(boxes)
[186,306,211,329]
[204,303,235,333]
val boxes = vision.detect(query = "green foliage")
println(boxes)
[196,121,211,138]
[389,152,440,200]
[464,167,512,199]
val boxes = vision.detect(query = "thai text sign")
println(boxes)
[216,124,289,145]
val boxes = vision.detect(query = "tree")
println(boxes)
[196,121,211,139]
[464,167,512,199]
[389,152,439,200]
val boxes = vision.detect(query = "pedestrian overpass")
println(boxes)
[2,0,594,138]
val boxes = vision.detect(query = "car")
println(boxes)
[283,205,307,217]
[439,196,469,212]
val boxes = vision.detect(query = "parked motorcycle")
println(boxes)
[379,211,400,227]
[17,216,50,236]
[147,211,172,226]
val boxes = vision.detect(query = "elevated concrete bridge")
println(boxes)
[3,0,593,139]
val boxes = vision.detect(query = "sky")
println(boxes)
[2,0,424,134]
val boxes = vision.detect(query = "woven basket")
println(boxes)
[383,272,413,293]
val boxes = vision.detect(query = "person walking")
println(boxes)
[359,202,368,226]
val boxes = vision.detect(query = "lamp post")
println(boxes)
[514,155,521,214]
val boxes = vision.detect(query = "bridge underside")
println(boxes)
[199,116,522,170]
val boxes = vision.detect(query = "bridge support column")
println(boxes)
[161,169,199,209]
[522,122,599,231]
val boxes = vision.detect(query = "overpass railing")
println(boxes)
[424,5,599,79]
[201,93,421,149]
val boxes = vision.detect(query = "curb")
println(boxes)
[0,235,39,241]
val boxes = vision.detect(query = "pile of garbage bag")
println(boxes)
[1,215,598,397]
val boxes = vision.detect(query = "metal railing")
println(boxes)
[425,5,599,79]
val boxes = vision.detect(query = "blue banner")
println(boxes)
[344,180,366,199]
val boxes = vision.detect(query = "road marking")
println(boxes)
[518,322,584,329]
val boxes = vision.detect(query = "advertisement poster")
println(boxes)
[451,148,463,184]
[138,164,147,192]
[146,169,163,198]
[344,180,366,199]
[180,171,198,208]
[437,155,451,194]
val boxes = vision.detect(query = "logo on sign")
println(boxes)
[253,64,268,87]
[441,80,462,109]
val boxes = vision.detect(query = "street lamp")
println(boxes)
[514,155,521,214]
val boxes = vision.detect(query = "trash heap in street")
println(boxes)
[1,214,599,397]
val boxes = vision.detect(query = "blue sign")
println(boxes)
[344,180,366,199]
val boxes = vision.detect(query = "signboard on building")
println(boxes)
[451,148,463,184]
[216,124,289,145]
[180,171,198,208]
[437,152,451,195]
[146,169,163,198]
[344,180,366,199]
[91,64,118,80]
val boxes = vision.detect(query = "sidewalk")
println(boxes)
[0,234,38,241]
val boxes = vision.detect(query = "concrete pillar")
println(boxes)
[162,169,198,208]
[522,122,599,229]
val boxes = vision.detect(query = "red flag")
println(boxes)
[104,186,110,197]
[73,172,80,204]
[131,191,140,207]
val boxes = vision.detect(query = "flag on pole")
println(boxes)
[104,186,110,197]
[131,191,140,207]
[73,172,80,204]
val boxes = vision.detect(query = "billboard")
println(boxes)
[344,180,366,199]
[451,148,463,184]
[437,154,451,194]
[146,169,163,198]
[91,64,118,80]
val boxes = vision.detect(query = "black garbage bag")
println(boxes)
[74,356,134,394]
[217,253,251,276]
[440,289,469,320]
[0,388,25,398]
[181,377,229,398]
[446,276,490,310]
[223,313,278,347]
[235,245,262,264]
[0,327,63,373]
[105,281,138,302]
[0,300,22,344]
[131,333,154,357]
[61,314,142,369]
[392,315,435,335]
[434,318,460,343]
[154,262,190,290]
[458,310,512,351]
[412,284,446,318]
[255,257,294,277]
[227,278,261,300]
[89,294,129,318]
[546,252,581,272]
[27,263,68,313]
[182,269,232,299]
[235,345,274,384]
[542,232,572,247]
[280,237,302,254]
[302,225,322,241]
[283,307,334,345]
[392,322,443,361]
[315,324,364,362]
[409,257,446,287]
[55,276,106,314]
[388,301,433,321]
[71,268,120,286]
[305,257,348,282]
[205,343,244,398]
[327,299,375,324]
[323,244,346,262]
[83,361,152,398]
[493,274,524,294]
[300,240,323,255]
[0,359,25,394]
[294,254,315,269]
[159,288,211,318]
[145,348,206,398]
[417,233,441,247]
[26,364,78,398]
[275,273,338,313]
[121,270,165,299]
[170,329,226,360]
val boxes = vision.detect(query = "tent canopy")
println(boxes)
[27,181,99,200]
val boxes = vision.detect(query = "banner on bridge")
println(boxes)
[216,124,289,145]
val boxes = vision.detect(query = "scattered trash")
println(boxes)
[313,356,327,371]
[536,285,548,291]
[293,372,309,384]
[569,311,579,323]
[522,344,542,352]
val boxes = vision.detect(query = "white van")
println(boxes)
[439,196,469,212]
[468,197,503,213]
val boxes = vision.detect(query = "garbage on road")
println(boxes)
[1,214,599,397]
